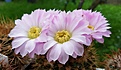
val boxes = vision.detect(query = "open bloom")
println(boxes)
[73,10,111,43]
[82,10,111,43]
[42,11,91,64]
[8,9,49,58]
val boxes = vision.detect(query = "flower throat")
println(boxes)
[54,30,71,43]
[28,26,41,39]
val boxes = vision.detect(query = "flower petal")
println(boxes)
[92,33,103,39]
[72,53,77,58]
[53,16,62,30]
[20,45,28,57]
[43,40,57,51]
[66,13,83,32]
[14,42,28,57]
[83,34,92,46]
[36,30,48,42]
[25,39,36,53]
[22,14,33,27]
[34,43,44,55]
[62,41,74,55]
[71,35,87,45]
[102,30,111,37]
[8,26,28,37]
[57,12,66,30]
[46,49,52,62]
[58,48,69,64]
[28,52,35,58]
[31,9,46,26]
[15,19,30,31]
[72,40,84,56]
[96,38,104,43]
[14,48,20,54]
[12,37,29,49]
[49,44,62,61]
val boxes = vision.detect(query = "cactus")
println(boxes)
[0,19,99,70]
[103,49,121,70]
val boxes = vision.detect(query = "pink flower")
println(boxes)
[8,9,49,58]
[42,11,91,64]
[82,10,111,43]
[73,10,111,43]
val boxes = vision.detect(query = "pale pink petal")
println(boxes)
[62,41,74,55]
[38,11,49,28]
[14,47,22,54]
[12,37,29,49]
[57,12,66,30]
[49,23,58,35]
[49,44,62,61]
[72,53,77,58]
[14,42,27,56]
[46,49,52,62]
[20,46,28,57]
[40,48,48,55]
[66,12,83,32]
[34,43,44,55]
[92,33,103,39]
[25,39,36,53]
[15,19,29,31]
[43,40,57,51]
[53,16,62,30]
[31,9,46,26]
[72,27,91,35]
[84,35,92,46]
[58,49,69,64]
[72,9,83,16]
[74,18,89,31]
[72,19,90,35]
[28,52,35,58]
[24,14,36,26]
[102,30,111,37]
[72,40,84,56]
[8,26,28,37]
[22,14,33,27]
[94,20,107,30]
[95,28,107,32]
[47,36,54,41]
[95,23,110,30]
[34,43,47,55]
[51,12,67,31]
[48,30,55,37]
[96,38,104,43]
[69,17,82,32]
[71,35,87,45]
[14,48,20,54]
[89,12,100,26]
[96,27,111,32]
[36,30,48,42]
[31,10,39,26]
[66,12,73,29]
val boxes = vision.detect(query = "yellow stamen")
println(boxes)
[54,30,71,44]
[88,25,94,30]
[28,26,41,39]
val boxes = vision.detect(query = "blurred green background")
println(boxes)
[0,0,121,61]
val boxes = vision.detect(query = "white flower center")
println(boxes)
[28,26,41,39]
[54,30,71,43]
[88,25,94,30]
